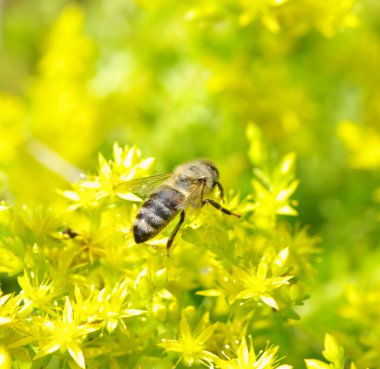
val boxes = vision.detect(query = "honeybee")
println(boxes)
[115,159,240,254]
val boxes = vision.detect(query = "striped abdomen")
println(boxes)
[133,185,185,244]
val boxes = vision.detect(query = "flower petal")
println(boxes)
[68,342,86,369]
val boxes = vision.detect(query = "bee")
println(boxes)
[115,159,240,254]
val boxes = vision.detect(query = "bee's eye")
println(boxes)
[209,166,218,178]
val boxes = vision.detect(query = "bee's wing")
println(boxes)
[114,173,172,198]
[186,180,206,209]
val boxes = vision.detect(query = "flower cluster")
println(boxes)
[0,139,322,368]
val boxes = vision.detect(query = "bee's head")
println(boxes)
[197,159,219,181]
[175,159,219,192]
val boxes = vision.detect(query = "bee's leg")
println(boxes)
[215,181,225,202]
[166,210,186,256]
[202,199,241,218]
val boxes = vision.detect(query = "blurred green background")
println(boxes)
[1,0,380,366]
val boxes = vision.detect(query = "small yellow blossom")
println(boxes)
[159,310,218,366]
[215,336,292,369]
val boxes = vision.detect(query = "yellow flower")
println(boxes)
[34,297,100,368]
[159,309,218,367]
[215,336,292,369]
